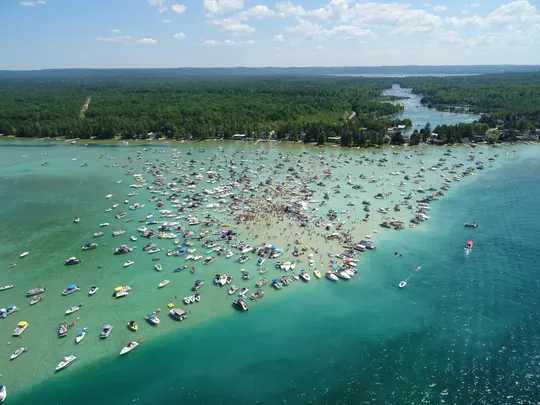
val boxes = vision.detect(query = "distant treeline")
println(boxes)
[0,71,539,146]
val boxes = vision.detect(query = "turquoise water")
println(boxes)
[4,143,540,404]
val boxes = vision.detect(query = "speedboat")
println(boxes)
[465,239,474,254]
[29,295,42,305]
[123,260,135,268]
[81,242,98,251]
[9,347,26,361]
[325,271,339,282]
[73,217,80,223]
[233,298,248,312]
[158,280,170,289]
[120,341,139,356]
[464,223,478,228]
[300,272,311,282]
[0,305,18,319]
[169,308,187,321]
[153,263,163,272]
[88,286,99,296]
[65,304,82,315]
[64,257,81,266]
[191,280,204,291]
[57,322,69,338]
[0,285,14,292]
[100,324,113,339]
[19,251,29,258]
[313,270,322,279]
[55,355,77,372]
[127,320,138,332]
[0,384,6,403]
[145,311,160,326]
[13,321,29,336]
[337,270,351,280]
[113,285,131,299]
[75,328,88,344]
[228,285,239,295]
[26,287,46,297]
[62,284,80,296]
[399,280,408,289]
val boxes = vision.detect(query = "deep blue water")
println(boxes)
[10,146,540,404]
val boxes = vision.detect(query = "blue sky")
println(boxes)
[1,0,540,69]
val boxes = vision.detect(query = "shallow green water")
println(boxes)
[2,141,539,404]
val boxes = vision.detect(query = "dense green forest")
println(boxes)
[0,75,404,144]
[0,70,539,146]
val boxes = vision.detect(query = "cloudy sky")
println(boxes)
[1,0,540,69]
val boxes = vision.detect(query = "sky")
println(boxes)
[1,0,540,69]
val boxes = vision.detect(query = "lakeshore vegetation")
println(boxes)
[0,70,539,146]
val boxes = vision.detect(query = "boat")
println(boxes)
[153,263,163,272]
[191,280,204,291]
[325,271,339,282]
[158,280,170,288]
[0,285,14,292]
[75,328,88,344]
[62,284,80,296]
[64,257,81,266]
[0,305,18,319]
[465,239,474,254]
[81,242,98,251]
[0,384,6,403]
[169,308,187,321]
[120,341,139,356]
[57,322,69,338]
[13,320,29,336]
[123,260,135,268]
[313,270,322,279]
[55,355,77,372]
[271,279,283,290]
[93,231,104,238]
[88,286,99,296]
[73,217,80,223]
[19,251,29,258]
[9,347,26,361]
[29,295,42,305]
[337,270,351,280]
[239,287,249,297]
[113,285,131,299]
[232,298,248,312]
[127,320,138,332]
[65,304,82,315]
[26,287,45,297]
[145,311,160,326]
[300,272,311,282]
[399,280,408,289]
[100,324,113,339]
[228,285,239,295]
[464,223,478,228]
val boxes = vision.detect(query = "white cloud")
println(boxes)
[203,0,244,15]
[173,32,186,40]
[19,0,46,6]
[433,5,447,13]
[213,18,255,33]
[148,0,167,13]
[111,28,121,34]
[171,3,186,14]
[162,18,172,23]
[242,5,274,18]
[137,37,158,45]
[274,34,285,42]
[276,1,306,17]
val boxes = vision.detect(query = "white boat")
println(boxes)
[65,304,82,315]
[100,324,113,338]
[325,272,339,282]
[9,347,26,361]
[123,260,135,268]
[0,384,6,403]
[29,295,42,305]
[13,321,29,336]
[99,222,110,227]
[55,355,77,372]
[75,328,87,344]
[313,270,322,279]
[300,272,311,282]
[0,285,14,292]
[120,341,139,356]
[153,263,163,272]
[19,251,29,258]
[158,280,170,288]
[88,286,99,296]
[337,271,351,280]
[399,280,408,289]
